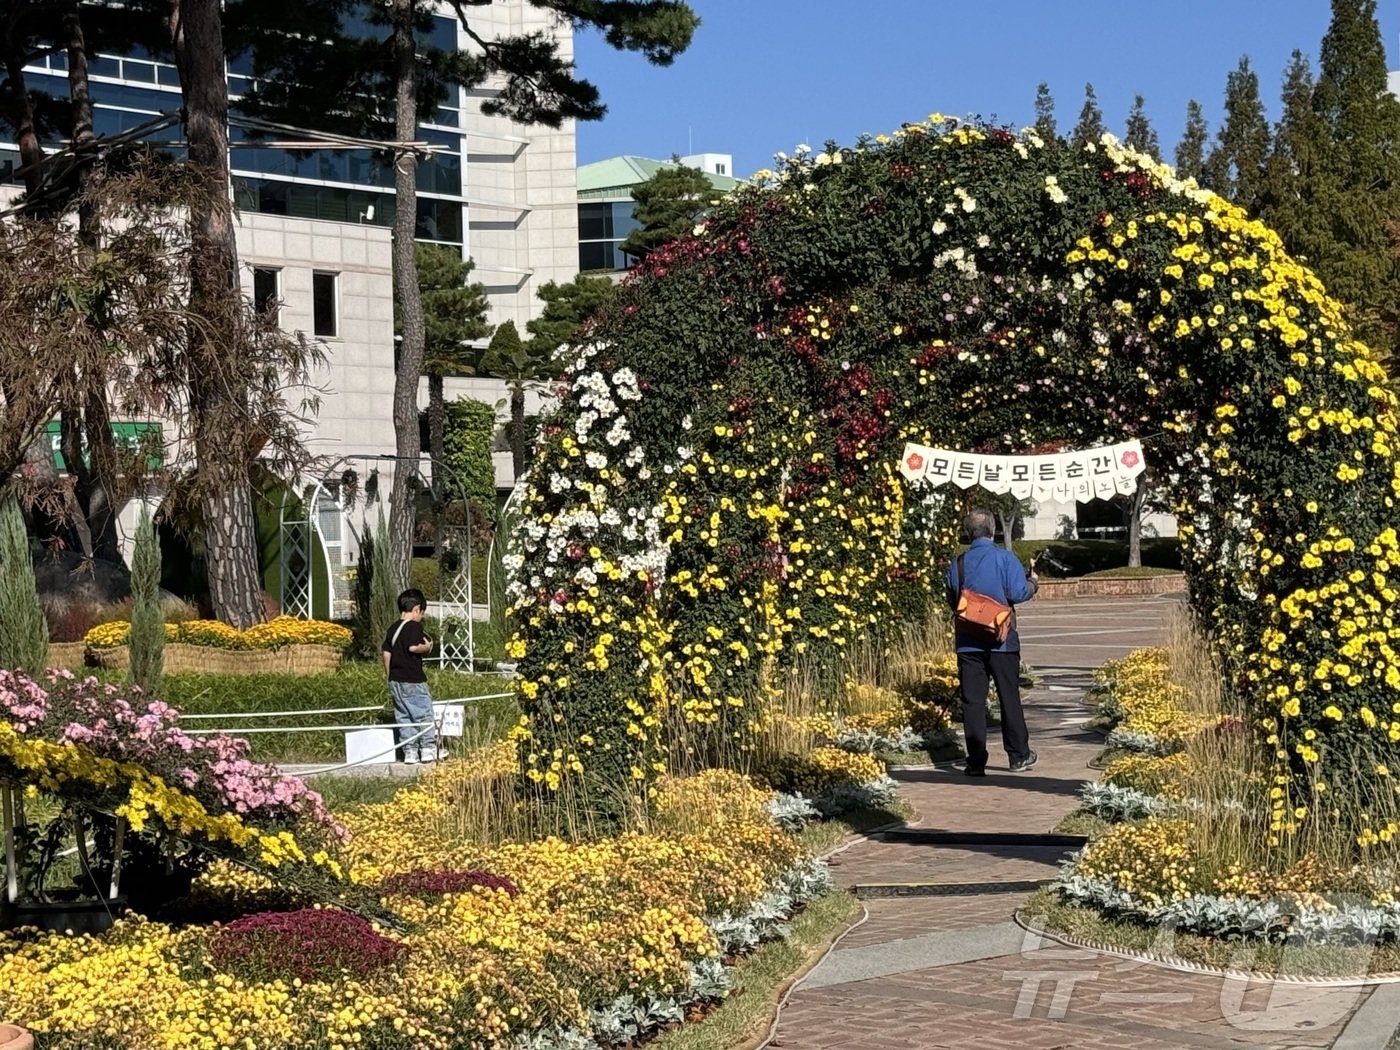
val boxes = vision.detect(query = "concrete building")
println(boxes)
[3,2,575,573]
[577,152,742,272]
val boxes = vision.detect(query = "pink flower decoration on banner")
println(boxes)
[1121,450,1140,468]
[906,453,924,471]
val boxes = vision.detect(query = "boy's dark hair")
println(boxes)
[397,588,427,613]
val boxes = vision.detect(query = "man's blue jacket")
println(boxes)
[945,537,1036,653]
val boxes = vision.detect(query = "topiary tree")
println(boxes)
[129,503,164,695]
[0,490,47,674]
[506,115,1400,855]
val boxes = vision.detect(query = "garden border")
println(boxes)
[1014,908,1400,987]
[1031,574,1186,601]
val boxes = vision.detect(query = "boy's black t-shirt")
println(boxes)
[383,619,427,683]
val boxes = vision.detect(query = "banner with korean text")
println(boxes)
[898,441,1146,504]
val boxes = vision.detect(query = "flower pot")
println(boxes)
[0,895,127,936]
[0,1024,33,1050]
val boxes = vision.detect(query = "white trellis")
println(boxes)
[277,453,482,667]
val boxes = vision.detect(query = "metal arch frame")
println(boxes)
[484,472,530,622]
[277,452,485,668]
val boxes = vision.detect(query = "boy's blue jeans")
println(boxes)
[389,680,436,756]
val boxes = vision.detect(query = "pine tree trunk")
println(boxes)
[1,53,43,196]
[171,0,264,628]
[387,0,425,594]
[511,385,526,479]
[62,5,122,566]
[428,372,445,497]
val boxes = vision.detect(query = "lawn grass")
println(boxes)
[1051,810,1110,839]
[155,665,519,762]
[796,800,913,856]
[306,773,410,812]
[649,889,860,1050]
[1025,888,1400,977]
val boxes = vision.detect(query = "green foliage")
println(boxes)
[484,319,525,372]
[1123,95,1160,161]
[1175,99,1209,182]
[1262,1,1400,348]
[370,508,397,657]
[1205,56,1271,212]
[129,504,164,695]
[139,667,518,761]
[485,320,559,478]
[409,555,490,604]
[1033,81,1058,143]
[0,492,47,675]
[526,274,618,357]
[1012,539,1183,576]
[412,244,492,380]
[620,162,719,260]
[443,397,499,512]
[1070,83,1105,149]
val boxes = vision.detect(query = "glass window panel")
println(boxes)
[48,51,67,71]
[157,63,183,88]
[610,203,640,239]
[578,203,611,241]
[122,60,157,83]
[579,241,611,272]
[312,272,338,337]
[253,267,280,320]
[428,15,456,53]
[90,55,122,79]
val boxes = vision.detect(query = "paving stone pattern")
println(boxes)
[768,596,1387,1050]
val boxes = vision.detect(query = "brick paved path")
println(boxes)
[767,596,1394,1050]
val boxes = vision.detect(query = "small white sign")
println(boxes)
[344,726,397,766]
[433,702,466,738]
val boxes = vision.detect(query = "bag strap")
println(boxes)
[390,621,407,650]
[956,552,966,594]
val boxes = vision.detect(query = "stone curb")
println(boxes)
[1034,574,1186,600]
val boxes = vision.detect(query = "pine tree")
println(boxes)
[1304,0,1400,345]
[1263,51,1330,253]
[526,274,617,358]
[128,504,164,696]
[1123,95,1161,160]
[484,320,558,479]
[1070,83,1106,149]
[0,492,48,675]
[1033,81,1058,143]
[620,162,717,261]
[1206,57,1272,211]
[1175,100,1209,181]
[407,244,492,479]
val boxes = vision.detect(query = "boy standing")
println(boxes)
[382,588,438,764]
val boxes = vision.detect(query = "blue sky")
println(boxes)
[574,1,1399,177]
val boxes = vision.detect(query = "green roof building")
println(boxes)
[577,153,742,272]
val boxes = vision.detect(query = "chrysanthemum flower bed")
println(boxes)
[84,615,352,652]
[1057,649,1400,947]
[0,764,838,1050]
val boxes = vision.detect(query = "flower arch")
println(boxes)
[507,118,1400,836]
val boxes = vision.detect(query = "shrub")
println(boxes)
[129,505,164,695]
[756,746,885,798]
[379,868,519,898]
[369,508,397,658]
[0,491,47,674]
[211,907,407,983]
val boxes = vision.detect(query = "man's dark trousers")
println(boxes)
[958,650,1030,772]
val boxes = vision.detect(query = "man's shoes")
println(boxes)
[962,766,986,778]
[1008,750,1038,773]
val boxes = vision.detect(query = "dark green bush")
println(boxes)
[1011,538,1182,577]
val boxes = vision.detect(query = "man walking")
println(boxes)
[946,509,1038,776]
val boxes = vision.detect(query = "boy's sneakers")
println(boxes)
[403,750,420,765]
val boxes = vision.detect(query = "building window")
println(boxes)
[716,163,726,175]
[312,271,338,337]
[252,266,280,321]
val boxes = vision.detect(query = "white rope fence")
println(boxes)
[174,693,519,776]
